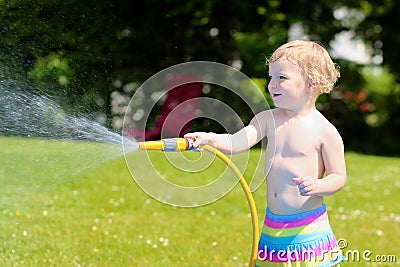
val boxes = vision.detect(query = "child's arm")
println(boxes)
[184,110,269,154]
[293,125,347,196]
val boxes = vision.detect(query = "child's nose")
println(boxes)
[268,80,277,90]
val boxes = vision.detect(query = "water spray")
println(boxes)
[138,137,259,267]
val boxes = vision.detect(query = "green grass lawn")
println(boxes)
[1,137,399,266]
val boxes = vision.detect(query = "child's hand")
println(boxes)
[184,132,216,148]
[292,176,318,196]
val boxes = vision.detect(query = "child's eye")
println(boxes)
[271,74,287,80]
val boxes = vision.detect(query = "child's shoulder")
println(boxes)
[314,110,337,129]
[268,107,284,118]
[313,110,343,140]
[254,108,276,120]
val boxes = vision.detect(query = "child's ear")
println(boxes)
[307,80,318,93]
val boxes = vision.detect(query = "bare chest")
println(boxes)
[270,121,321,158]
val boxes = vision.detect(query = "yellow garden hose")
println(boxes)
[202,144,259,267]
[138,138,259,267]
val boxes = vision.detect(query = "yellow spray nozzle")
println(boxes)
[138,140,165,150]
[138,138,197,152]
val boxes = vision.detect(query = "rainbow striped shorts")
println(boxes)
[256,203,343,267]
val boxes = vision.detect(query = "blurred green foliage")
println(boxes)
[0,0,399,154]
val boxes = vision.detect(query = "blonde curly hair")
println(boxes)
[266,40,340,94]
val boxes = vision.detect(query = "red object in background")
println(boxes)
[123,74,202,141]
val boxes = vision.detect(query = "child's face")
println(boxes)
[268,60,311,111]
